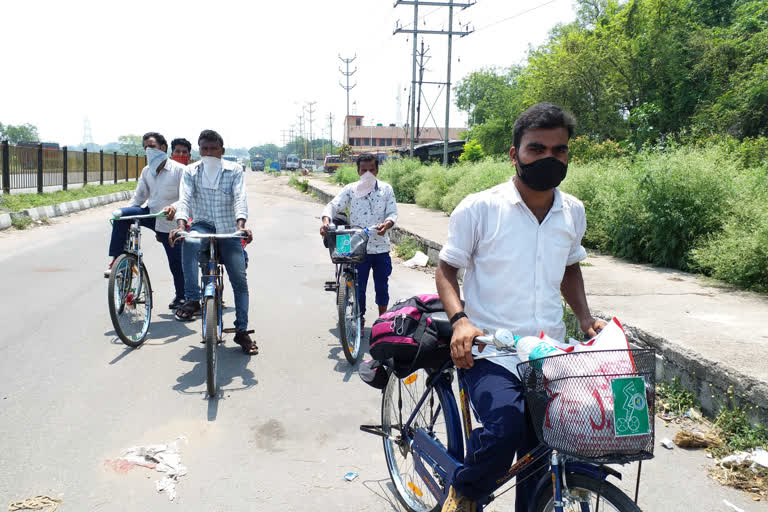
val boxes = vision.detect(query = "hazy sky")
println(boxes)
[1,0,576,149]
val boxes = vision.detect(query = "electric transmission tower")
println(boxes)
[338,54,357,145]
[305,101,317,160]
[394,0,474,165]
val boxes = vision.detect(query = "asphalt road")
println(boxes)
[0,173,762,511]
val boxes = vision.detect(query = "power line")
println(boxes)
[473,0,558,33]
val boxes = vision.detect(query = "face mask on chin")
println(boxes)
[172,154,190,165]
[516,156,568,191]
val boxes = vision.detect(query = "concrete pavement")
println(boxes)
[307,176,768,428]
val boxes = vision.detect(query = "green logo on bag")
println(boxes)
[336,234,351,254]
[611,376,650,437]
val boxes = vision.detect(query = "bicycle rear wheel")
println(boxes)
[381,370,459,512]
[337,274,361,364]
[534,473,642,512]
[108,253,152,347]
[203,297,219,397]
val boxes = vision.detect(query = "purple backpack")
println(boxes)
[368,294,451,377]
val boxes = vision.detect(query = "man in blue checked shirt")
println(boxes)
[169,129,257,355]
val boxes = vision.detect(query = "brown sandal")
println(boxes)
[175,301,201,321]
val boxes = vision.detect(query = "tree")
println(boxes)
[118,135,144,154]
[1,122,39,144]
[458,139,485,163]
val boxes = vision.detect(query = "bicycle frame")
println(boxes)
[201,238,225,342]
[391,362,622,512]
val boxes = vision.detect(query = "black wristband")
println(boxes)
[450,311,468,326]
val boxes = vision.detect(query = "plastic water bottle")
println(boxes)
[514,335,560,368]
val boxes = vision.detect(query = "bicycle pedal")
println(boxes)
[222,328,237,334]
[324,281,339,292]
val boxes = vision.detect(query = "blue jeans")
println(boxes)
[181,222,249,331]
[355,252,392,318]
[108,206,184,300]
[455,360,543,509]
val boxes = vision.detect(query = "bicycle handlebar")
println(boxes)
[175,231,246,240]
[111,211,167,221]
[473,329,519,358]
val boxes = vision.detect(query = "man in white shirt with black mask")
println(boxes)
[105,132,186,310]
[436,103,606,512]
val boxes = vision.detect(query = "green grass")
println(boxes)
[713,406,768,456]
[394,234,423,261]
[10,215,32,230]
[657,377,698,416]
[288,174,309,193]
[0,182,137,212]
[329,166,359,186]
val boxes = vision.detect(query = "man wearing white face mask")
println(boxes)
[105,132,187,310]
[320,153,398,332]
[169,130,257,355]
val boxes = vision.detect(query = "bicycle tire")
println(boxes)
[337,274,360,364]
[381,370,459,512]
[534,472,643,512]
[204,297,218,397]
[108,254,152,347]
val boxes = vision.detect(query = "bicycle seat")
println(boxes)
[430,311,453,339]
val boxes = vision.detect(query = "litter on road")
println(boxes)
[344,472,359,482]
[403,251,429,268]
[7,495,62,512]
[661,438,675,449]
[106,436,188,501]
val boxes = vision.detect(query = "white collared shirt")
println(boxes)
[439,178,587,377]
[129,159,186,233]
[322,180,399,254]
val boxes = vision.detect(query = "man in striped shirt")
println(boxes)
[169,130,257,355]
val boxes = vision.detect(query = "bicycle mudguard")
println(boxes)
[528,463,622,512]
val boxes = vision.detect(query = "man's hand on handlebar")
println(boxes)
[237,220,253,244]
[320,217,331,238]
[450,317,484,370]
[168,219,188,248]
[161,205,176,221]
[580,316,607,339]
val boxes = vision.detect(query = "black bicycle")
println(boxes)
[323,224,373,364]
[107,212,165,347]
[176,230,246,397]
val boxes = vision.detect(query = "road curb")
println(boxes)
[305,180,768,426]
[1,190,133,231]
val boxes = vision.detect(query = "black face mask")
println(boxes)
[516,156,568,191]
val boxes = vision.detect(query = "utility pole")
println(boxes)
[305,101,317,160]
[338,54,357,145]
[394,0,474,165]
[328,112,334,156]
[416,39,430,141]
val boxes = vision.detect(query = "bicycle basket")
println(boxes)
[517,349,656,463]
[326,227,369,264]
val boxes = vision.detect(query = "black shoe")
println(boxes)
[168,297,186,309]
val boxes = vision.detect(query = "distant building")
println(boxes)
[343,115,465,154]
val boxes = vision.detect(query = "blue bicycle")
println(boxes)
[361,316,656,512]
[176,230,246,397]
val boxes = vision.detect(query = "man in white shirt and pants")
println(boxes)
[105,132,186,310]
[436,103,606,512]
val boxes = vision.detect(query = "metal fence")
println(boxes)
[0,140,145,193]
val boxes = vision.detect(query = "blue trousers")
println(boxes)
[355,252,392,318]
[108,206,184,300]
[455,360,543,510]
[181,222,249,331]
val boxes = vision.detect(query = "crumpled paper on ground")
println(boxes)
[113,436,188,501]
[403,251,429,268]
[720,448,768,471]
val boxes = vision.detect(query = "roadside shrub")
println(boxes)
[378,158,425,203]
[395,235,423,261]
[439,159,513,213]
[330,166,359,185]
[414,163,464,210]
[458,139,485,163]
[568,136,629,164]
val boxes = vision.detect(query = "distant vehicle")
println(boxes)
[301,159,316,171]
[251,155,265,171]
[270,161,281,171]
[222,155,238,164]
[324,155,343,173]
[285,154,300,171]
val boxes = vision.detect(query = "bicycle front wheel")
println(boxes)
[203,297,219,397]
[337,274,360,364]
[535,472,642,512]
[108,253,152,347]
[382,370,459,512]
